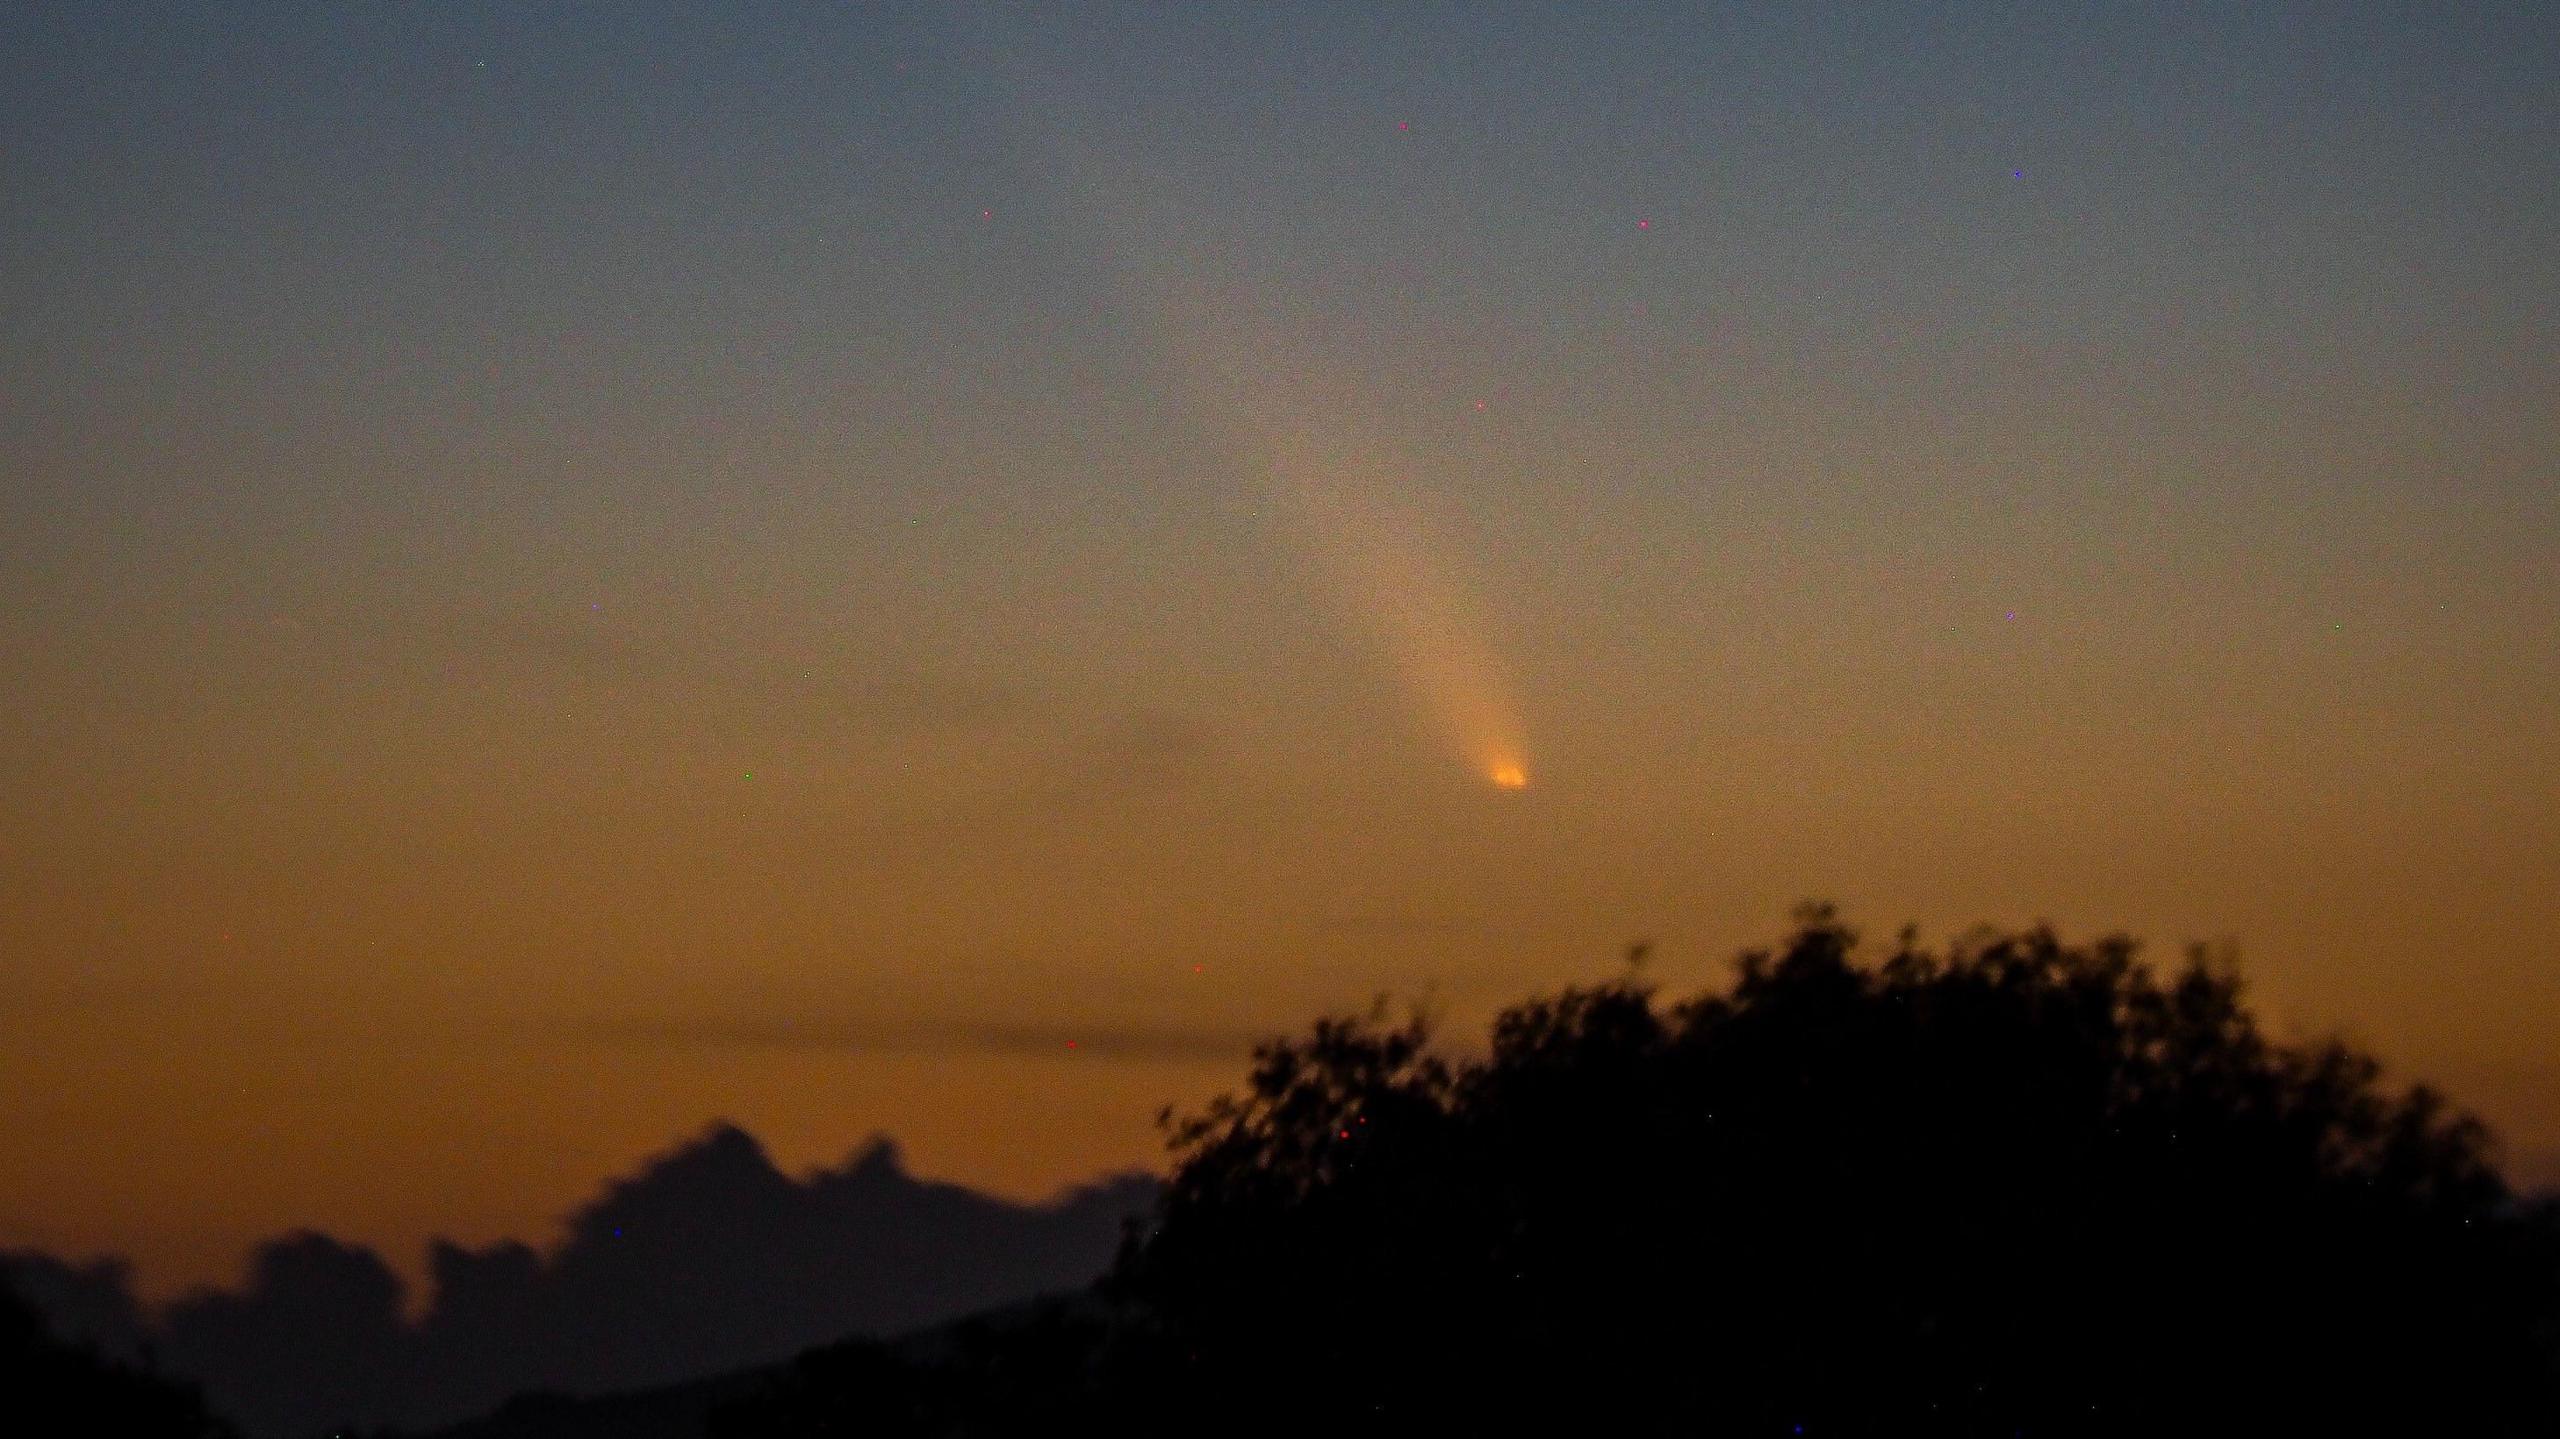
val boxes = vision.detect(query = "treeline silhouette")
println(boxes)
[707,907,2560,1437]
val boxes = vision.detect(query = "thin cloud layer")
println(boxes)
[587,1014,1268,1062]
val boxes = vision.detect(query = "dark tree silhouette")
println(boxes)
[0,1275,234,1436]
[1106,906,2560,1435]
[720,907,2560,1436]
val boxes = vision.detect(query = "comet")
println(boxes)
[980,51,1533,785]
[1254,418,1531,787]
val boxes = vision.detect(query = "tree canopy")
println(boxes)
[719,907,2560,1435]
[1117,907,2559,1434]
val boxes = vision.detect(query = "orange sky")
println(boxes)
[3,6,2555,1299]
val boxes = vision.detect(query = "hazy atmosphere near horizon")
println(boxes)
[4,0,2556,1313]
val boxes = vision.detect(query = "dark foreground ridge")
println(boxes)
[0,1281,230,1437]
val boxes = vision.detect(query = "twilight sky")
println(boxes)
[4,2,2555,1300]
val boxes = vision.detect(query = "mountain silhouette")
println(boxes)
[6,1125,1152,1437]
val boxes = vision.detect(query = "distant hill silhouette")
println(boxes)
[413,1367,770,1439]
[5,1127,1152,1437]
[412,1295,1105,1439]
